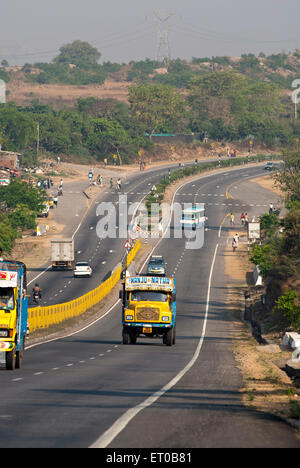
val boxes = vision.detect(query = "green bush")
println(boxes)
[8,204,36,230]
[289,400,300,419]
[274,290,300,331]
[0,218,18,254]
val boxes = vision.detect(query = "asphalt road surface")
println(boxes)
[1,164,299,448]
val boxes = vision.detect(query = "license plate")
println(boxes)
[143,327,152,334]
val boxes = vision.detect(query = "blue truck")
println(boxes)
[0,260,28,370]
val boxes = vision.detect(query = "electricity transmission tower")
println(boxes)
[154,11,173,65]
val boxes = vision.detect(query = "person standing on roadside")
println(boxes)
[233,233,239,247]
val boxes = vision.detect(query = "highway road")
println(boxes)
[1,164,299,448]
[27,161,201,307]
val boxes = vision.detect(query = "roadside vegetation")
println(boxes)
[249,149,300,333]
[1,42,300,164]
[0,180,46,253]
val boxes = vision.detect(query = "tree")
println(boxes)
[53,40,101,69]
[188,70,283,142]
[8,204,36,230]
[281,208,300,257]
[87,118,130,164]
[0,179,46,213]
[274,290,300,331]
[274,149,300,200]
[128,83,187,137]
[0,104,36,151]
[0,217,17,253]
[250,243,278,278]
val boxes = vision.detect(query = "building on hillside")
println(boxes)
[0,150,21,170]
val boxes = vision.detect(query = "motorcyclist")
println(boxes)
[32,283,42,302]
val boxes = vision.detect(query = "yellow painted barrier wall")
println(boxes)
[28,239,141,333]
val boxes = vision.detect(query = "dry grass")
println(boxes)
[7,79,130,108]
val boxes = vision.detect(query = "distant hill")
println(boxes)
[2,51,300,108]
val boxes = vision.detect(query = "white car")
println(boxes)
[73,262,92,278]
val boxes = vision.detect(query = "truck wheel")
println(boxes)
[172,325,176,345]
[16,338,25,369]
[131,334,137,344]
[122,328,131,345]
[6,349,16,370]
[165,328,173,347]
[15,350,23,369]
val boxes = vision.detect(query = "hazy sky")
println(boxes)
[1,0,300,65]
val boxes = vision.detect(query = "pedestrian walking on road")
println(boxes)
[269,202,273,214]
[232,238,238,252]
[233,233,239,247]
[241,212,245,225]
[230,213,235,225]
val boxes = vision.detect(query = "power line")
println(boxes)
[0,20,156,62]
[174,20,300,45]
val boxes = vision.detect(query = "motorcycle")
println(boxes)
[33,290,41,305]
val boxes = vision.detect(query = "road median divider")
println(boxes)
[28,239,141,333]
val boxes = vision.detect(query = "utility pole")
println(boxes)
[37,122,40,157]
[154,11,173,65]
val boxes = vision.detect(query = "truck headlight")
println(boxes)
[126,315,133,321]
[0,329,9,337]
[162,316,170,322]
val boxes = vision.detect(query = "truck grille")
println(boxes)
[136,307,160,321]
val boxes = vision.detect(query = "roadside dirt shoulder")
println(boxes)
[224,231,297,420]
[223,188,299,426]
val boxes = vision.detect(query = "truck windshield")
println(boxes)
[0,287,14,310]
[182,214,195,220]
[131,291,168,302]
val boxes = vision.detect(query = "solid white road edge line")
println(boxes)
[89,242,219,449]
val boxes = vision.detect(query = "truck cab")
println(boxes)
[120,276,176,346]
[180,204,206,231]
[0,261,28,370]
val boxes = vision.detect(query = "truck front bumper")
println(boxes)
[123,323,173,336]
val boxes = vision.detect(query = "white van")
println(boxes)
[180,205,206,231]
